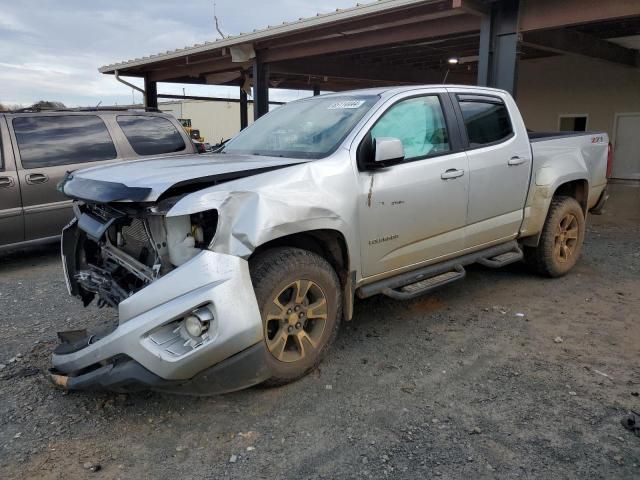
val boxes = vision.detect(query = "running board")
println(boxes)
[383,265,465,300]
[357,241,520,301]
[476,247,523,268]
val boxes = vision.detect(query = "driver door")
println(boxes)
[356,92,469,278]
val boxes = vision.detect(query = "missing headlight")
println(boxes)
[165,210,218,267]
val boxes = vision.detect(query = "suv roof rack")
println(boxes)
[9,106,161,114]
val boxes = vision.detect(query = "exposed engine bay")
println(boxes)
[69,200,218,308]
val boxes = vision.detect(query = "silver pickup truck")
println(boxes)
[51,85,610,395]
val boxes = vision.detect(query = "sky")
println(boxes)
[0,0,361,108]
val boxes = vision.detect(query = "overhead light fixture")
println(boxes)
[448,57,459,65]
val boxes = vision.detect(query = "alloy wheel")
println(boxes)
[264,279,328,363]
[554,213,579,263]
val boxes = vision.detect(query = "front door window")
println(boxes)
[370,96,450,160]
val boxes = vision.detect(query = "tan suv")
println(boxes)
[0,109,195,251]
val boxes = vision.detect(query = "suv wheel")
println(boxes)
[526,196,585,277]
[250,247,342,386]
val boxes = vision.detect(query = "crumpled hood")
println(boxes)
[61,153,309,203]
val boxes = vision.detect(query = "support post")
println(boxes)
[144,76,158,109]
[477,14,491,87]
[253,55,269,120]
[477,0,520,96]
[239,87,248,130]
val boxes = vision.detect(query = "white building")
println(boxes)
[159,99,255,145]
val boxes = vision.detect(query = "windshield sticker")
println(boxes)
[328,100,366,110]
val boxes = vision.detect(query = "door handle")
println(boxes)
[0,176,14,188]
[25,173,49,185]
[508,156,527,166]
[441,168,465,180]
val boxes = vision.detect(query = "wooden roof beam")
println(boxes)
[259,0,459,49]
[147,57,250,82]
[521,29,640,68]
[262,14,479,63]
[270,58,473,85]
[520,0,640,32]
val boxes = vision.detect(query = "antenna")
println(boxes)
[214,1,226,39]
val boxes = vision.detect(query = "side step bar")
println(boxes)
[383,265,466,300]
[476,247,523,268]
[357,241,521,301]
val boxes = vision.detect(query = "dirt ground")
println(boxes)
[0,184,638,480]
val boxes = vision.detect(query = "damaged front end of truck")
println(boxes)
[49,158,306,395]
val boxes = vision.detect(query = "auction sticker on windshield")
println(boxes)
[328,100,366,109]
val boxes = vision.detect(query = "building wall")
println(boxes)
[160,100,254,144]
[517,55,640,137]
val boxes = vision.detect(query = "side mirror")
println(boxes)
[374,137,404,163]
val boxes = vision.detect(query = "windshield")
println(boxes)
[221,95,379,159]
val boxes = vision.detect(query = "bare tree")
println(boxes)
[31,100,66,110]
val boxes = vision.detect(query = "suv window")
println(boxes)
[13,115,117,169]
[458,96,513,147]
[117,115,186,156]
[371,96,450,160]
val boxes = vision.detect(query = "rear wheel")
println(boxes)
[250,247,342,386]
[525,196,585,277]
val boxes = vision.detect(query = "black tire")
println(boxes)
[525,196,585,277]
[249,247,342,386]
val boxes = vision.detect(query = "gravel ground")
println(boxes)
[0,184,638,480]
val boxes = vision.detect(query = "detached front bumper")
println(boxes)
[54,227,270,394]
[51,342,271,396]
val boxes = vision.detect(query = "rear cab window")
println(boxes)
[116,115,186,156]
[457,95,513,147]
[12,115,117,168]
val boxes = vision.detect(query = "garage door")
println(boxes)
[613,114,640,180]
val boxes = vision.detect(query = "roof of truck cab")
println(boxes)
[305,84,509,99]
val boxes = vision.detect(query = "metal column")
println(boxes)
[477,0,520,96]
[240,88,248,130]
[144,76,158,109]
[253,55,269,120]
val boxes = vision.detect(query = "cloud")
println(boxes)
[0,0,359,107]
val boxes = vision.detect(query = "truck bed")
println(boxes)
[528,131,604,142]
[530,130,608,208]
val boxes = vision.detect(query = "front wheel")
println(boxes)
[250,247,342,386]
[525,196,586,277]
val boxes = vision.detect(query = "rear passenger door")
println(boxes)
[115,115,188,157]
[11,114,119,240]
[0,116,24,246]
[450,90,532,249]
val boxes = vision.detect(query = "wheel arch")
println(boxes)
[520,176,589,247]
[553,179,589,214]
[249,229,356,321]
